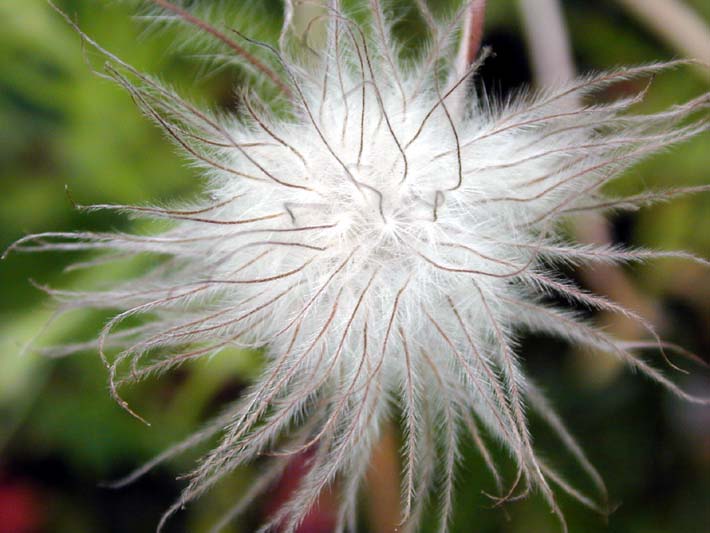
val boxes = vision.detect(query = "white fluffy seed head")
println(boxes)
[9,1,710,532]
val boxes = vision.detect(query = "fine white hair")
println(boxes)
[7,1,709,532]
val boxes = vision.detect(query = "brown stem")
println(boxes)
[457,0,488,75]
[450,0,488,118]
[366,422,401,533]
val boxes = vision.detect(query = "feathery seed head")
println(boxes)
[8,1,710,531]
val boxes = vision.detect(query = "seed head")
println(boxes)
[7,1,710,532]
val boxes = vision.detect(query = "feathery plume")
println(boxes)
[6,1,709,531]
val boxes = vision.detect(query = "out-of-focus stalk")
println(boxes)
[518,0,576,86]
[617,0,710,80]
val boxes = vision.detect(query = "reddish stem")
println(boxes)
[458,0,488,72]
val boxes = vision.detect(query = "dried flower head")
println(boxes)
[6,1,709,531]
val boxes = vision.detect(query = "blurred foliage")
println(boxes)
[1,1,708,532]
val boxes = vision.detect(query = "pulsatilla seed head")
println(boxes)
[7,1,709,532]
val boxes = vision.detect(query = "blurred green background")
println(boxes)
[1,1,708,532]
